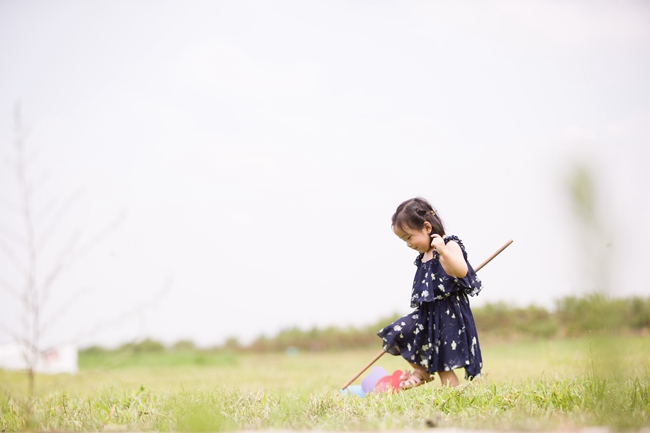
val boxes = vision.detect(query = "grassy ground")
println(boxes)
[1,335,649,431]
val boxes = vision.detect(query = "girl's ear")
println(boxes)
[423,221,432,234]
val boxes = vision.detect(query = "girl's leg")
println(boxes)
[407,362,431,378]
[438,370,459,387]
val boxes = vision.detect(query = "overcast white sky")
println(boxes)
[1,0,649,350]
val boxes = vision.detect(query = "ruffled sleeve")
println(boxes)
[444,235,482,297]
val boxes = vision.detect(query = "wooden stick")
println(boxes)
[340,239,513,390]
[341,348,387,391]
[474,239,513,272]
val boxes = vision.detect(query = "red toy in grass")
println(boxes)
[374,369,403,393]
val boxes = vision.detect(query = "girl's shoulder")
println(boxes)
[443,235,468,259]
[443,234,462,246]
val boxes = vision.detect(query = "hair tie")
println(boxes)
[430,210,436,216]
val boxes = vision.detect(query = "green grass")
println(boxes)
[1,335,649,431]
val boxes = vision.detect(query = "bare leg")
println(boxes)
[399,362,432,389]
[407,362,431,379]
[438,370,459,387]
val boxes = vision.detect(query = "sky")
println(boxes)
[0,0,649,350]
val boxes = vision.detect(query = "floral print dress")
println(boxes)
[377,235,483,379]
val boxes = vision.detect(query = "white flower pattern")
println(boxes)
[377,235,483,380]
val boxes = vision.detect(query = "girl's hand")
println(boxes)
[430,233,447,254]
[432,235,468,278]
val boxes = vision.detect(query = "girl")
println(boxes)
[378,197,483,389]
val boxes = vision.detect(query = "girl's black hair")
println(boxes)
[391,197,445,236]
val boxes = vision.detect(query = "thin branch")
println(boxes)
[0,195,21,214]
[32,170,50,192]
[0,276,22,301]
[41,208,126,305]
[0,222,27,248]
[36,188,85,253]
[73,208,126,259]
[59,275,172,347]
[35,196,57,226]
[0,237,28,276]
[17,338,37,357]
[0,321,24,344]
[40,285,94,334]
[2,152,14,169]
[13,104,33,157]
[24,146,38,170]
[19,310,31,346]
[39,262,64,307]
[40,229,82,307]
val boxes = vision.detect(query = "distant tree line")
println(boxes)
[81,294,650,355]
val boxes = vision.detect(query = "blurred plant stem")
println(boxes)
[567,161,626,428]
[567,163,611,294]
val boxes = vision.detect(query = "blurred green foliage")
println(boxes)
[244,294,650,351]
[79,340,238,369]
[472,302,558,339]
[555,294,650,336]
[118,338,166,353]
[567,163,597,221]
[80,295,650,357]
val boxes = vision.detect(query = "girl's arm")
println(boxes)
[431,236,468,278]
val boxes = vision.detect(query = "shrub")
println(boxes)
[117,338,165,353]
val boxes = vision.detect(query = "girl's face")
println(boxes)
[393,222,432,254]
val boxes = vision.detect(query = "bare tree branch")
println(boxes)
[13,104,32,154]
[74,207,126,259]
[0,195,21,214]
[39,205,124,308]
[60,275,173,347]
[0,237,28,276]
[40,285,94,335]
[0,321,25,345]
[36,188,84,253]
[32,171,50,192]
[2,152,13,168]
[24,146,38,170]
[40,229,82,307]
[0,222,27,248]
[35,196,56,226]
[39,262,64,307]
[40,209,125,307]
[0,275,22,301]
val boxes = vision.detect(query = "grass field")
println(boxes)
[1,335,649,431]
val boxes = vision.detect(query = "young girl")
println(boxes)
[378,197,483,389]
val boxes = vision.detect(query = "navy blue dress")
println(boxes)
[377,236,483,379]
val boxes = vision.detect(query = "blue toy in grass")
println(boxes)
[340,385,366,397]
